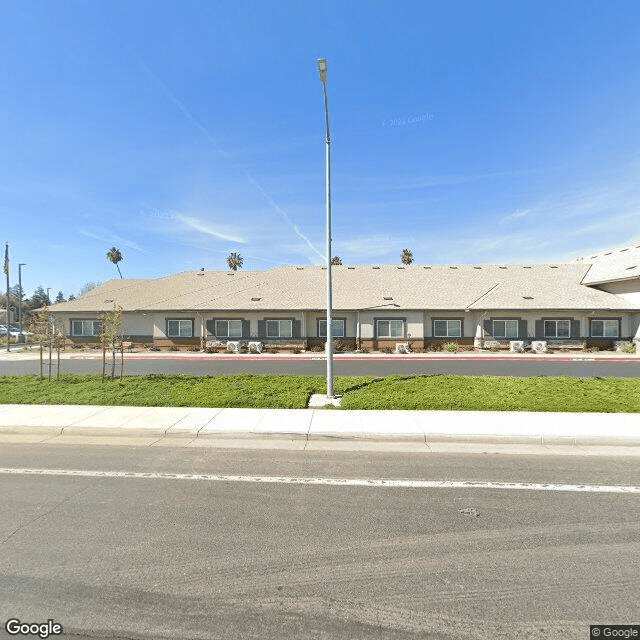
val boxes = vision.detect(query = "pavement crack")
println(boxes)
[1,480,95,545]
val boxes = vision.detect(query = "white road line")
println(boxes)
[0,467,639,494]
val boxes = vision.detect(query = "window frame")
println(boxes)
[376,319,405,339]
[433,319,462,338]
[215,319,243,338]
[590,318,619,338]
[318,318,345,338]
[266,319,292,338]
[492,319,519,339]
[543,319,571,339]
[71,319,102,337]
[166,318,194,338]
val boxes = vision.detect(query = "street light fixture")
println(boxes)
[317,57,334,398]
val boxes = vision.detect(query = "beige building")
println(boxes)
[49,248,640,350]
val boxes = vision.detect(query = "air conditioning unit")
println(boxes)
[395,342,411,354]
[531,340,547,354]
[226,341,240,353]
[509,341,525,353]
[248,341,263,354]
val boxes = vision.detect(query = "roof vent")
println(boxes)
[604,252,612,256]
[473,266,482,269]
[620,248,629,252]
[423,266,431,269]
[523,296,534,300]
[347,266,355,269]
[397,266,405,269]
[549,265,558,268]
[321,266,327,270]
[296,267,304,270]
[523,266,532,269]
[227,272,235,275]
[104,299,114,303]
[450,266,458,269]
[251,297,261,301]
[499,266,507,270]
[383,296,393,300]
[372,266,380,269]
[625,265,637,270]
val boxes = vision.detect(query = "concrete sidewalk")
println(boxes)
[1,404,639,451]
[0,346,638,361]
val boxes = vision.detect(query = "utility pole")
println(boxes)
[4,243,9,352]
[18,263,25,341]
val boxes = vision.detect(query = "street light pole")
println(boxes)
[18,263,26,339]
[318,58,334,398]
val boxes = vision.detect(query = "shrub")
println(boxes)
[168,345,179,352]
[292,348,301,354]
[204,346,220,354]
[443,342,459,353]
[619,342,636,354]
[266,347,278,354]
[311,344,325,353]
[148,346,160,352]
[239,345,249,353]
[358,347,370,354]
[188,346,200,352]
[381,346,393,354]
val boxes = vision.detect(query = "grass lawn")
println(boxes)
[0,374,638,412]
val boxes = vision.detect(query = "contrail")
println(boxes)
[137,56,325,262]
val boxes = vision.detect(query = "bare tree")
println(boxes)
[99,304,123,380]
[106,247,123,278]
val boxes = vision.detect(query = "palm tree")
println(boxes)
[226,252,244,271]
[106,247,123,278]
[331,256,343,265]
[400,248,414,265]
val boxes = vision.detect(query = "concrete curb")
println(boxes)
[1,404,640,447]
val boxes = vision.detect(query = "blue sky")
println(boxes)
[2,1,640,298]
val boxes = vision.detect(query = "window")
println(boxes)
[493,319,518,339]
[433,319,461,338]
[71,320,102,336]
[591,319,618,338]
[544,320,570,338]
[215,319,242,338]
[167,319,193,338]
[319,319,345,338]
[377,319,404,338]
[266,319,292,338]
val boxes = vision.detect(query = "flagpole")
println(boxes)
[4,243,9,352]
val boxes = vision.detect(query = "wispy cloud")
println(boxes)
[78,229,148,253]
[333,235,395,261]
[174,213,247,244]
[501,208,533,222]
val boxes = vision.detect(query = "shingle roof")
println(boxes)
[577,244,640,285]
[49,264,638,313]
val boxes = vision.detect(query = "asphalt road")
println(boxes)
[2,355,640,377]
[1,443,639,639]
